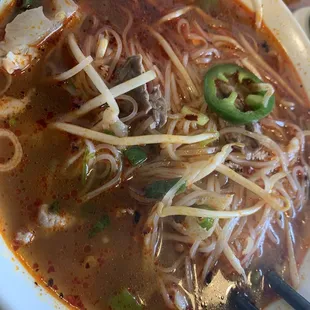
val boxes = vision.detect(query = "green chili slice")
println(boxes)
[196,204,214,231]
[145,178,186,199]
[124,146,148,166]
[204,64,275,125]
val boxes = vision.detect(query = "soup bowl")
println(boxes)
[0,0,310,309]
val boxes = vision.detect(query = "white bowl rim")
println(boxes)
[1,1,310,309]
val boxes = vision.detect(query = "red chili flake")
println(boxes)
[97,256,105,267]
[14,130,22,137]
[63,193,70,200]
[33,263,39,269]
[36,119,47,128]
[53,285,58,290]
[66,295,85,309]
[244,166,255,175]
[34,199,43,207]
[185,114,198,121]
[70,190,78,197]
[47,266,55,273]
[83,245,91,253]
[72,277,81,285]
[47,112,54,120]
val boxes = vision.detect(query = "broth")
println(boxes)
[0,0,309,309]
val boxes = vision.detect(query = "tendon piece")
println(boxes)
[37,204,71,230]
[14,229,35,246]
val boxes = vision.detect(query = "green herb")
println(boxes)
[109,289,142,310]
[196,204,214,231]
[49,201,61,214]
[8,118,17,127]
[145,178,186,199]
[89,215,110,238]
[82,147,96,185]
[81,203,96,217]
[103,129,116,136]
[124,146,147,166]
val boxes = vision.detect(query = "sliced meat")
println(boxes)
[114,55,151,113]
[149,85,168,128]
[115,55,168,128]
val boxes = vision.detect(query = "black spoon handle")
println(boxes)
[230,291,259,310]
[265,271,310,310]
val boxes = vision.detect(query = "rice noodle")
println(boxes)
[67,33,120,114]
[157,6,194,25]
[81,160,123,202]
[147,26,199,96]
[0,129,23,172]
[54,56,93,81]
[216,164,289,212]
[121,7,133,57]
[118,95,139,123]
[239,34,304,107]
[220,127,298,192]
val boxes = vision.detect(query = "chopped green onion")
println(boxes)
[199,217,214,231]
[109,289,142,310]
[124,146,147,166]
[145,178,186,199]
[82,147,96,185]
[49,201,61,214]
[8,117,17,127]
[196,204,214,231]
[181,106,209,126]
[89,214,110,238]
[81,203,96,217]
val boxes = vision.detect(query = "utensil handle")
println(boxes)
[265,271,310,310]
